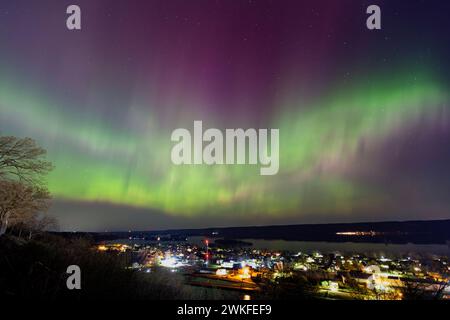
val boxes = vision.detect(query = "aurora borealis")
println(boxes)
[1,0,450,231]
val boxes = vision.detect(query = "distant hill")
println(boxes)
[65,219,450,245]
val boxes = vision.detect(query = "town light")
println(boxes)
[216,269,227,276]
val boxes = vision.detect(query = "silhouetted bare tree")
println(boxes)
[0,136,53,236]
[0,180,51,235]
[0,136,52,185]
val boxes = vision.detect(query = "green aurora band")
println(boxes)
[1,66,448,218]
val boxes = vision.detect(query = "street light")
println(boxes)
[205,239,209,265]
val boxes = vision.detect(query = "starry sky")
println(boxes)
[1,0,449,231]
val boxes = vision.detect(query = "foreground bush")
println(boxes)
[0,234,229,299]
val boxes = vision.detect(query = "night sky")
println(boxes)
[1,0,449,231]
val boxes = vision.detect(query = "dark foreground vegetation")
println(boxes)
[0,233,239,299]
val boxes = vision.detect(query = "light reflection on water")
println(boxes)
[187,236,450,258]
